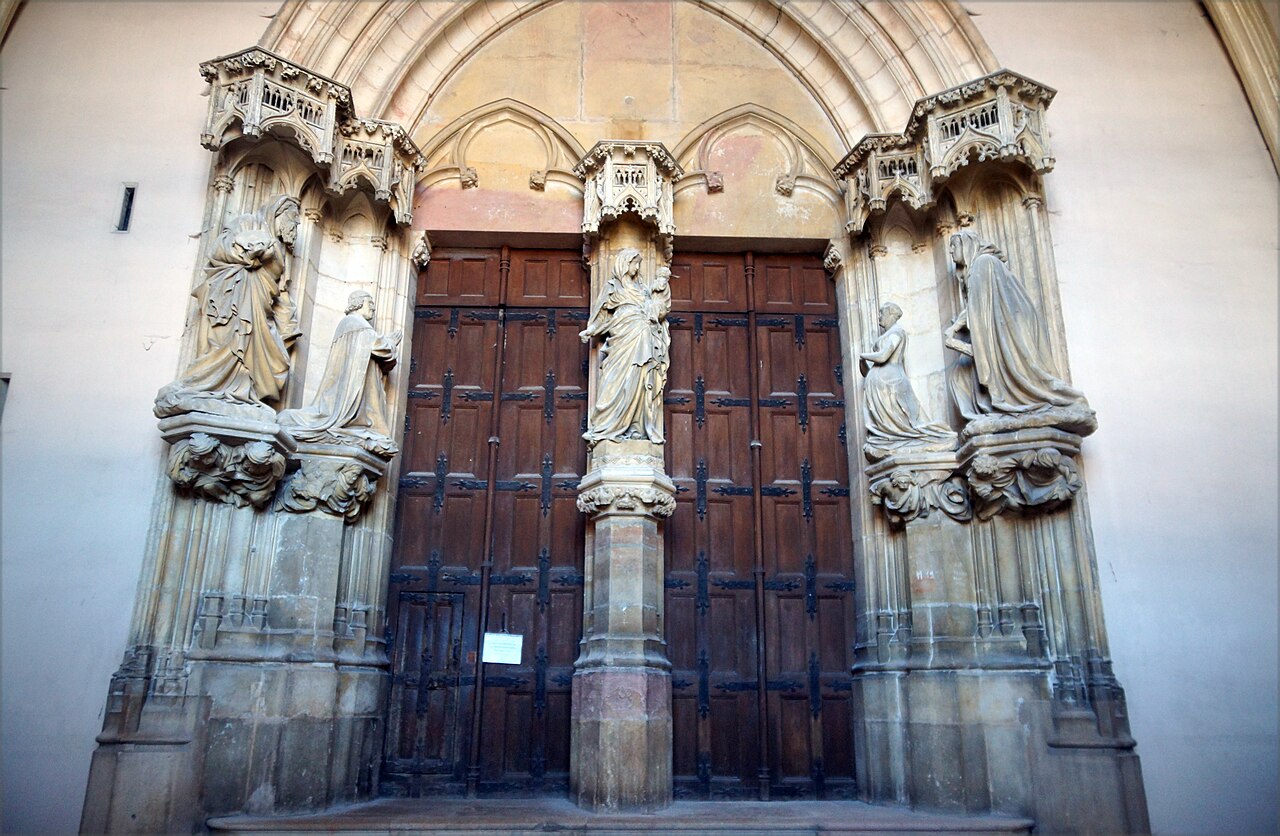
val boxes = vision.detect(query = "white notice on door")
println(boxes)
[481,632,524,665]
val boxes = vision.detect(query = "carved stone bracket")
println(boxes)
[411,231,432,270]
[574,140,683,249]
[278,443,390,523]
[159,412,296,509]
[865,450,970,527]
[834,69,1056,235]
[959,427,1083,521]
[200,46,424,226]
[577,460,676,519]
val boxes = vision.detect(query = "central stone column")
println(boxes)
[569,141,681,812]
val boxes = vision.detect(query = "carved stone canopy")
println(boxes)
[834,69,1056,235]
[200,46,424,226]
[574,141,683,240]
[331,119,424,226]
[200,47,353,165]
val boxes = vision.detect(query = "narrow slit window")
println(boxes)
[116,184,136,232]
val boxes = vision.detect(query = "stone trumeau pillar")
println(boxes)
[834,71,1149,833]
[569,141,682,812]
[80,48,423,833]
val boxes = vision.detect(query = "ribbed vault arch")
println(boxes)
[260,0,997,145]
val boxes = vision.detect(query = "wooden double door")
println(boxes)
[383,247,854,800]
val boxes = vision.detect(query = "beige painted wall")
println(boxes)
[967,3,1279,833]
[0,3,279,832]
[0,2,1275,833]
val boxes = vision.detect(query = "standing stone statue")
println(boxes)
[944,230,1088,418]
[579,249,671,445]
[279,290,401,456]
[859,302,956,460]
[156,195,302,418]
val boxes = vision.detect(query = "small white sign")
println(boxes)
[481,632,524,665]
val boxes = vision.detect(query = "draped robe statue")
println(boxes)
[859,302,955,460]
[279,291,401,456]
[944,231,1087,418]
[156,195,302,418]
[579,249,671,445]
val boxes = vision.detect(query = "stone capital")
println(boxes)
[958,427,1084,520]
[577,464,676,519]
[865,449,970,527]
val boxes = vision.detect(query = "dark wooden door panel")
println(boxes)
[506,250,591,309]
[385,249,587,797]
[418,250,501,307]
[665,252,855,801]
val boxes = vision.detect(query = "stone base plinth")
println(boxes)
[570,667,672,812]
[854,669,1148,833]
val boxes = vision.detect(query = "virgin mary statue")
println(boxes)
[578,248,671,445]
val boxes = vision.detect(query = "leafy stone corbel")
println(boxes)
[823,241,842,277]
[159,412,295,509]
[278,443,390,523]
[866,451,970,527]
[959,428,1083,521]
[411,231,432,270]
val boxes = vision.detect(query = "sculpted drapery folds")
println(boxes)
[579,249,671,445]
[859,302,956,461]
[944,230,1088,418]
[156,195,302,418]
[278,290,402,456]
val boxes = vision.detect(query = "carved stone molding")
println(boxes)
[158,412,296,509]
[576,463,676,519]
[835,69,1056,235]
[200,46,423,226]
[278,443,390,522]
[575,141,682,245]
[959,427,1083,520]
[865,451,970,527]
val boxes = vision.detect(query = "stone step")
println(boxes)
[208,797,1034,835]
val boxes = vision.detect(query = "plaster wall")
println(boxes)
[0,2,1276,834]
[0,3,280,832]
[967,3,1279,833]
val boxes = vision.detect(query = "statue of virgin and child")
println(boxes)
[579,247,671,446]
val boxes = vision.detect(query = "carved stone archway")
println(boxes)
[81,3,1148,833]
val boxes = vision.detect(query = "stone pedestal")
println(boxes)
[571,444,676,812]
